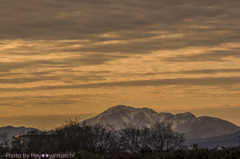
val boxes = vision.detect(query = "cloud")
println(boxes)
[161,49,240,62]
[1,0,240,127]
[1,76,240,92]
[1,0,240,54]
[0,53,129,73]
[0,93,114,107]
[127,68,240,76]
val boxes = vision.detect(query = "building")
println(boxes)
[186,144,198,150]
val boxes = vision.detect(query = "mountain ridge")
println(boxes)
[82,105,240,139]
[186,130,240,148]
[0,126,39,141]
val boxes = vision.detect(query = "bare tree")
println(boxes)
[150,122,184,151]
[55,117,122,153]
[121,124,142,153]
[80,123,121,154]
[121,122,185,153]
[239,136,240,145]
[55,117,83,152]
[0,132,10,155]
[138,126,153,155]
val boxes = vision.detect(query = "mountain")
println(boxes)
[82,105,240,139]
[0,126,38,141]
[186,131,240,148]
[82,105,159,129]
[184,116,240,139]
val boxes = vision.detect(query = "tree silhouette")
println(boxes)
[121,122,185,153]
[239,136,240,145]
[55,117,122,153]
[0,132,10,155]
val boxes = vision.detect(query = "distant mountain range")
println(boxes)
[0,126,38,141]
[1,105,239,148]
[186,131,240,148]
[83,105,240,140]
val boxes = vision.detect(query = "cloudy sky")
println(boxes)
[1,0,240,130]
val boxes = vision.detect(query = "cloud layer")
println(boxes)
[1,0,240,128]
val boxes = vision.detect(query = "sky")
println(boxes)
[1,0,240,130]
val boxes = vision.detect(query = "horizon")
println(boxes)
[0,105,239,130]
[1,1,240,130]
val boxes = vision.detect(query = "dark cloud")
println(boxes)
[177,68,240,74]
[0,53,129,73]
[143,68,240,75]
[0,77,58,84]
[0,72,107,84]
[0,93,113,107]
[1,76,240,92]
[1,0,240,56]
[1,0,240,127]
[162,49,240,62]
[115,68,240,77]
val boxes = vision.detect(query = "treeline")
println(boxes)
[0,118,240,158]
[0,117,184,156]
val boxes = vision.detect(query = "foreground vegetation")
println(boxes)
[0,117,239,158]
[72,147,240,159]
[0,117,185,155]
[1,147,240,159]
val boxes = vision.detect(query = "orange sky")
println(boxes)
[0,0,240,130]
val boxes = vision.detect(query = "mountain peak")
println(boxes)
[113,105,128,109]
[104,105,158,115]
[5,126,14,128]
[176,112,196,119]
[140,107,158,114]
[102,105,131,114]
[0,126,26,129]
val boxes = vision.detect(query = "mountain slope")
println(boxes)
[185,116,240,139]
[83,105,159,129]
[82,105,240,139]
[186,131,240,148]
[0,126,38,141]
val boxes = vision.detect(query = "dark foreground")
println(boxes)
[1,147,240,159]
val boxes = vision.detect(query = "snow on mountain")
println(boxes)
[82,105,240,139]
[185,116,240,139]
[83,105,159,129]
[157,112,196,131]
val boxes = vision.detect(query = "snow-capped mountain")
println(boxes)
[82,105,159,129]
[82,105,240,139]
